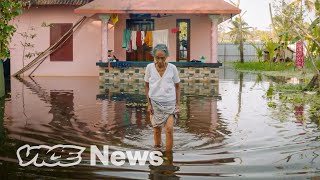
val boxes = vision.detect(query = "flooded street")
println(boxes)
[0,68,320,179]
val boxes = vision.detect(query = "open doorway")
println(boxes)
[126,19,154,61]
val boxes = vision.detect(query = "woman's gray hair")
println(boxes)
[152,44,169,57]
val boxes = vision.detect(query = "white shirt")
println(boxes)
[144,63,180,102]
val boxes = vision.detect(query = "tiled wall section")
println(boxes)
[99,66,219,96]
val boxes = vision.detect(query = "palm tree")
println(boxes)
[228,16,251,63]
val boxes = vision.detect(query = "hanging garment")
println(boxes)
[171,27,179,34]
[144,31,153,48]
[136,31,142,47]
[131,31,137,50]
[141,31,145,44]
[122,29,132,49]
[295,41,305,68]
[111,14,118,25]
[128,39,133,52]
[152,29,169,48]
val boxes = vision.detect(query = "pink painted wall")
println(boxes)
[114,14,212,62]
[10,6,114,76]
[10,7,214,76]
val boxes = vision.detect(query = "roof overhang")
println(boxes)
[30,0,92,6]
[74,0,241,15]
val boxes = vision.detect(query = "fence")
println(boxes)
[218,42,264,62]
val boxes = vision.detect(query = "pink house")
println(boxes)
[10,0,240,77]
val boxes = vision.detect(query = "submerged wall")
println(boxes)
[97,62,220,96]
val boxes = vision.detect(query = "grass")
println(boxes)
[231,60,320,78]
[233,61,294,71]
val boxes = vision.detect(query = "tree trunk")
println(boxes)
[0,60,5,98]
[304,73,320,91]
[240,40,244,63]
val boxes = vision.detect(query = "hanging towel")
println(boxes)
[144,31,153,48]
[131,31,137,50]
[152,29,169,48]
[136,31,142,47]
[122,29,132,49]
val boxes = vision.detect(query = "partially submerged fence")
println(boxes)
[218,42,264,62]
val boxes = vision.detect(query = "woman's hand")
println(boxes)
[175,104,180,114]
[148,104,154,115]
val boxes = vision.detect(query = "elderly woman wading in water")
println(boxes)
[144,44,181,152]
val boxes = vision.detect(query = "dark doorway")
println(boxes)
[126,19,154,61]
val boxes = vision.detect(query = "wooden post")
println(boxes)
[209,15,220,63]
[99,14,111,62]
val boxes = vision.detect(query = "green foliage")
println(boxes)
[228,17,251,44]
[307,3,320,57]
[250,43,264,62]
[272,0,305,41]
[266,86,320,126]
[233,60,319,72]
[233,62,294,71]
[0,0,23,59]
[228,16,252,63]
[263,37,280,63]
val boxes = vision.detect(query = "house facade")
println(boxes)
[10,0,240,76]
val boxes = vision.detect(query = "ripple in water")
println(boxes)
[0,75,319,179]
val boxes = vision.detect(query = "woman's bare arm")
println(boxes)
[175,83,181,105]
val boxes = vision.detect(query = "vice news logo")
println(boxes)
[16,144,163,167]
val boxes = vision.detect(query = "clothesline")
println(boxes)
[122,28,177,52]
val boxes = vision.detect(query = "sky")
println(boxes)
[237,0,272,30]
[227,0,315,30]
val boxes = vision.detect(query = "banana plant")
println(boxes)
[250,43,264,62]
[263,37,280,63]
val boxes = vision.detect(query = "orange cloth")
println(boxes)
[144,31,153,47]
[108,61,111,72]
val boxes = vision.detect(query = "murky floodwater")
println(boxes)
[0,68,319,179]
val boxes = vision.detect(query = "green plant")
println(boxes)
[250,43,264,62]
[263,37,279,64]
[0,0,23,59]
[228,16,252,63]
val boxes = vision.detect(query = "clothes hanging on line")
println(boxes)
[144,31,153,48]
[122,29,132,50]
[131,31,137,50]
[152,29,169,48]
[141,31,145,45]
[122,29,168,51]
[136,31,142,47]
